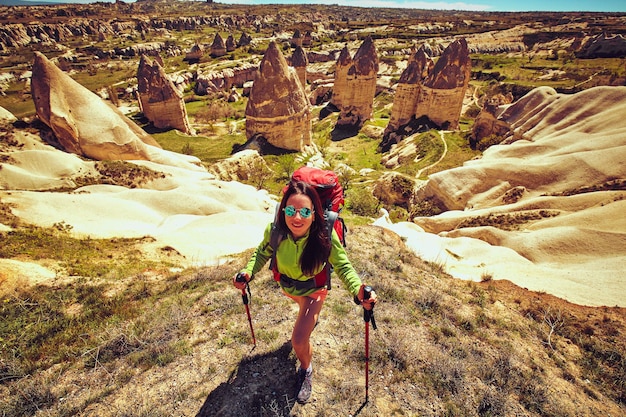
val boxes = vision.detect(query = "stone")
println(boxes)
[237,31,253,47]
[470,93,513,149]
[385,46,434,133]
[210,33,227,57]
[30,52,201,170]
[291,45,308,92]
[330,45,352,110]
[382,38,471,150]
[245,41,311,151]
[136,54,194,135]
[226,34,236,52]
[416,38,471,129]
[184,44,204,62]
[373,171,417,208]
[334,36,379,128]
[291,29,303,47]
[208,149,271,182]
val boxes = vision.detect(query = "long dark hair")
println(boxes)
[277,180,331,276]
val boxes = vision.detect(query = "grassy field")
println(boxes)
[1,225,624,416]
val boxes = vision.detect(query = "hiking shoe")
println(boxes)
[296,368,313,404]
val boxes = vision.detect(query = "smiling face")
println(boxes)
[284,193,315,239]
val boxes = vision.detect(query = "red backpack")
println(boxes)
[269,166,346,289]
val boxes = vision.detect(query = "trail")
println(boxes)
[416,130,448,178]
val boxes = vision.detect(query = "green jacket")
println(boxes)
[243,223,362,297]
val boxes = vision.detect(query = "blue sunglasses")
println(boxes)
[284,205,313,218]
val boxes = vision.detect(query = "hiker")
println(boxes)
[233,179,377,404]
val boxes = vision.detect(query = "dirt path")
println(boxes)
[416,130,448,178]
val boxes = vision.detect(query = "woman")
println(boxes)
[233,180,377,404]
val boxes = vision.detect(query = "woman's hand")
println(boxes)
[358,284,377,310]
[233,271,250,290]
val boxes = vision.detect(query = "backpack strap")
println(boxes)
[269,203,285,280]
[319,210,339,289]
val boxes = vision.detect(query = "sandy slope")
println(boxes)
[377,86,626,307]
[0,127,275,274]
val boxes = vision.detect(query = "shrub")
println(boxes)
[345,187,379,217]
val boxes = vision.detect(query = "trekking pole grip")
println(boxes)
[363,286,377,330]
[236,272,251,304]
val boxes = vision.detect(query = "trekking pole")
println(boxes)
[236,272,256,346]
[362,286,377,403]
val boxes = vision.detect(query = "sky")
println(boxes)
[15,0,626,13]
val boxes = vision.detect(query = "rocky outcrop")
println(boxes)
[195,63,258,95]
[373,171,417,208]
[30,52,201,170]
[137,54,194,135]
[330,37,379,128]
[245,41,311,151]
[226,34,236,52]
[291,45,308,91]
[330,46,352,110]
[210,33,227,57]
[208,149,271,182]
[237,32,253,47]
[385,47,434,134]
[417,38,471,128]
[291,29,303,48]
[185,44,204,62]
[382,38,470,151]
[469,93,514,149]
[576,33,626,58]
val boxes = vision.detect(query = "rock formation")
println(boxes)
[245,41,311,151]
[210,33,227,57]
[385,47,434,134]
[195,63,258,95]
[237,31,253,47]
[469,93,514,149]
[577,33,626,58]
[332,36,379,128]
[291,45,308,91]
[30,52,201,170]
[382,38,470,151]
[291,29,303,47]
[417,38,471,128]
[208,149,271,182]
[330,45,352,110]
[185,44,204,62]
[137,54,194,135]
[226,34,236,52]
[373,171,417,208]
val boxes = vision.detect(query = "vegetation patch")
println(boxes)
[457,210,560,231]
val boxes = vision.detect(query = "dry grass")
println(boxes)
[1,225,625,416]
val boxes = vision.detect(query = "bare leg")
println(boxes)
[290,294,325,370]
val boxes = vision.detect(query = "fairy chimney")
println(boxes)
[245,41,311,151]
[291,29,303,48]
[210,33,227,57]
[291,45,308,91]
[330,45,352,110]
[334,36,379,128]
[226,34,236,52]
[382,38,470,151]
[137,54,194,135]
[31,52,160,161]
[416,38,471,129]
[185,44,204,63]
[238,32,252,47]
[385,46,434,133]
